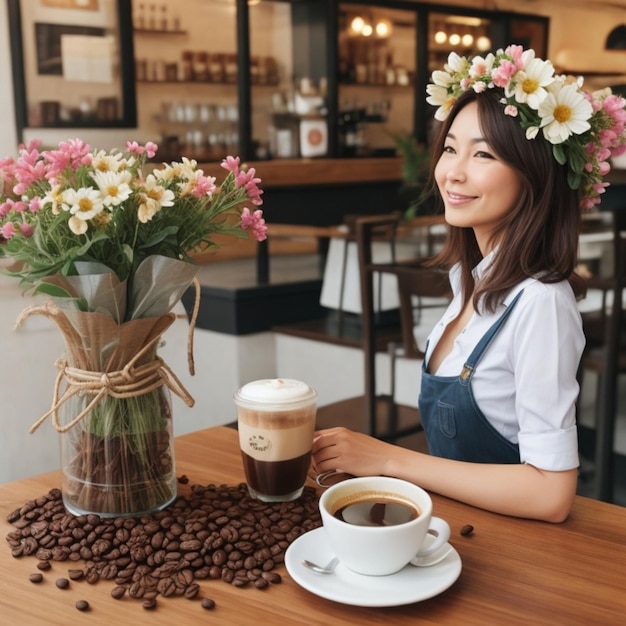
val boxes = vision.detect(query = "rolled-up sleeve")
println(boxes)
[511,287,584,470]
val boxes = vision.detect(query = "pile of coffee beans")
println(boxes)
[5,481,322,611]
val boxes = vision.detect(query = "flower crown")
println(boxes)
[426,44,626,210]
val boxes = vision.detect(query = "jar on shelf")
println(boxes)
[209,54,224,83]
[193,52,209,82]
[178,51,193,82]
[224,54,238,83]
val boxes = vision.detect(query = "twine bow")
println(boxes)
[18,277,202,434]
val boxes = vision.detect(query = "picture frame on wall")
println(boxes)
[7,0,136,134]
[34,22,105,75]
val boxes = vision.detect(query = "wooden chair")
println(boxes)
[356,214,451,442]
[578,208,626,502]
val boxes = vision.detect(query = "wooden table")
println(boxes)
[2,426,625,625]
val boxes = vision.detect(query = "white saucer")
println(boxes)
[284,527,462,607]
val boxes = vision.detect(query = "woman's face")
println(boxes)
[434,101,522,255]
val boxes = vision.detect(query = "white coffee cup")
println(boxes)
[319,476,450,576]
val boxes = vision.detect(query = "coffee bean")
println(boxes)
[261,571,282,584]
[55,577,70,589]
[184,582,200,599]
[68,568,85,581]
[29,573,44,583]
[111,586,126,600]
[460,524,474,537]
[75,600,89,612]
[36,560,51,571]
[254,577,269,589]
[142,598,157,610]
[201,597,216,610]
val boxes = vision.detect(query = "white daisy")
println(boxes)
[445,52,468,75]
[538,82,593,144]
[61,186,105,221]
[137,174,177,222]
[91,149,132,174]
[90,170,133,208]
[508,58,555,110]
[426,84,455,121]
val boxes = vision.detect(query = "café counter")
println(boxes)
[196,157,406,228]
[1,426,625,625]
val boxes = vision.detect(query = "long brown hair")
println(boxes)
[428,89,586,312]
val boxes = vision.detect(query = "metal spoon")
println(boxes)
[301,556,339,574]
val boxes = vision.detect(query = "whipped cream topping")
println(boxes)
[236,378,316,405]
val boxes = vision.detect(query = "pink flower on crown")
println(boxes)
[505,45,525,69]
[491,60,517,88]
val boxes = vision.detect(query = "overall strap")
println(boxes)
[459,289,524,383]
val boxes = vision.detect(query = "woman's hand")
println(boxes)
[311,427,395,478]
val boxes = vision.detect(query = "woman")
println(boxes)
[311,46,626,522]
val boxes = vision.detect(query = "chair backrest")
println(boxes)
[355,213,450,436]
[393,264,452,359]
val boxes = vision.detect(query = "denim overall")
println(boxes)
[418,291,524,464]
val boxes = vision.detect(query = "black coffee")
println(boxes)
[241,451,311,496]
[333,497,419,526]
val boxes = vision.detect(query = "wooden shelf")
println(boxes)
[137,79,238,85]
[134,28,187,35]
[194,157,404,188]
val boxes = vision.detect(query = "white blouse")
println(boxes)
[424,252,585,471]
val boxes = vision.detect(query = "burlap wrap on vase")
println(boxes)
[19,303,194,518]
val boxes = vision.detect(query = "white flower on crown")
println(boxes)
[539,82,593,144]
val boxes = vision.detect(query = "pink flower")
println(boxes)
[29,197,42,213]
[469,58,488,77]
[0,200,12,217]
[1,221,15,238]
[506,45,525,70]
[12,148,47,193]
[126,141,158,158]
[221,155,241,175]
[44,138,92,180]
[491,61,516,88]
[580,196,596,211]
[19,222,34,237]
[612,144,626,157]
[240,207,267,241]
[235,167,264,206]
[145,142,158,158]
[504,105,518,117]
[126,141,143,155]
[191,175,217,198]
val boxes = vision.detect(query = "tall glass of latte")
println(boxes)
[234,379,317,502]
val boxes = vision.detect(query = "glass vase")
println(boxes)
[59,384,177,518]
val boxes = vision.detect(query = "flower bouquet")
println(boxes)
[0,139,266,516]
